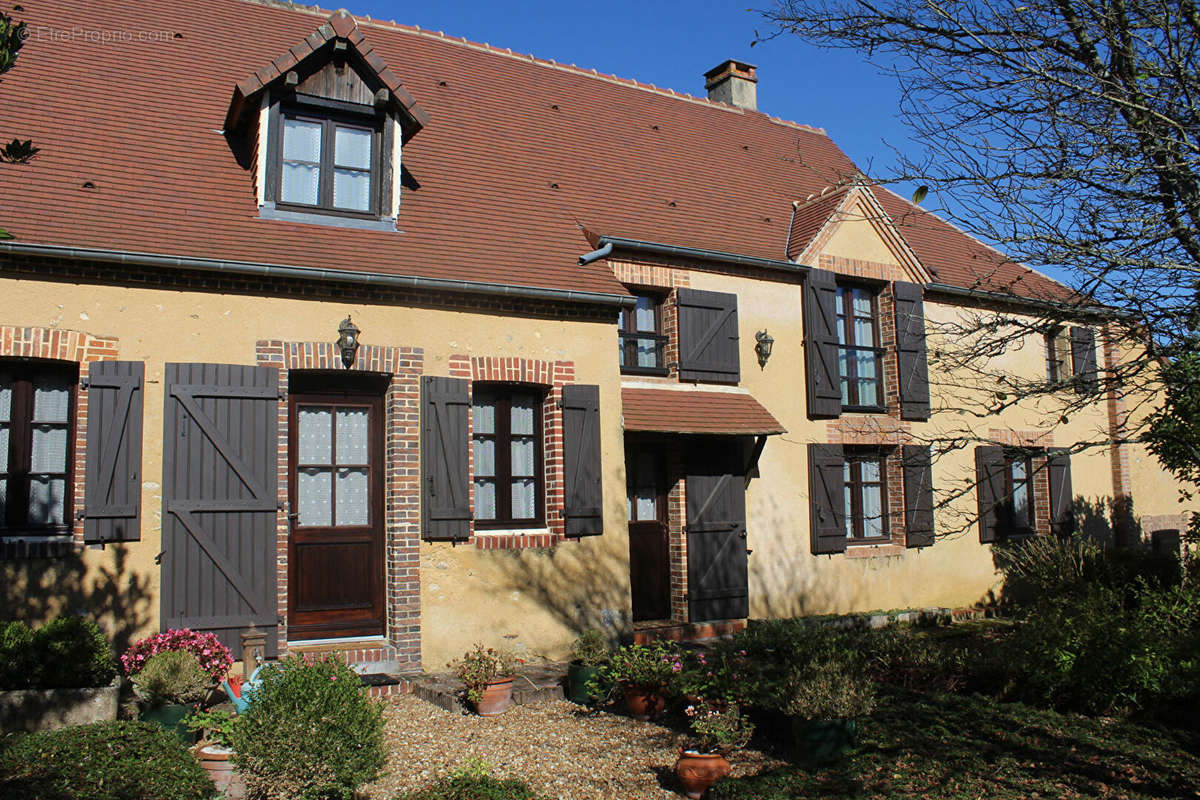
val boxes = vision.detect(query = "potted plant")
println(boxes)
[565,628,611,705]
[449,644,522,716]
[594,641,680,720]
[675,701,755,799]
[186,707,246,799]
[130,650,211,743]
[783,658,877,766]
[121,628,233,685]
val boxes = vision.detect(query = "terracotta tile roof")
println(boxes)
[622,388,785,435]
[787,187,849,260]
[0,0,1072,302]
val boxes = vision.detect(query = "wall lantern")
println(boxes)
[755,329,774,369]
[337,316,360,368]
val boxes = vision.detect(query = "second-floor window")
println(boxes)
[1044,327,1071,383]
[836,285,884,410]
[277,106,382,215]
[618,293,668,375]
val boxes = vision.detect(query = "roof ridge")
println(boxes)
[239,0,828,135]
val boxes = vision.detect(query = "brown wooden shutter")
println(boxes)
[808,443,846,553]
[804,268,842,419]
[562,384,603,536]
[893,282,931,421]
[421,376,471,542]
[1047,448,1075,535]
[161,363,280,659]
[1070,327,1098,394]
[676,288,740,383]
[975,445,1006,543]
[686,440,749,621]
[82,361,144,543]
[902,444,935,548]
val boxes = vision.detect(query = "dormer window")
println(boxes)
[277,105,382,216]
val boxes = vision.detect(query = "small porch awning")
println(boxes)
[621,388,786,436]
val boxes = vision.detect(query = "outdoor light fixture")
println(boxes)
[337,316,360,368]
[755,329,774,369]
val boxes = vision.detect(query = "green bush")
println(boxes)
[1001,581,1200,714]
[864,627,971,693]
[395,760,551,800]
[731,619,869,708]
[230,655,385,800]
[130,650,211,705]
[0,616,116,690]
[0,720,215,800]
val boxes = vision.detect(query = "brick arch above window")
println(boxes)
[0,325,120,558]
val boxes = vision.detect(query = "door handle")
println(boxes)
[746,548,753,555]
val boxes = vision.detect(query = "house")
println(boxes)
[0,0,1188,673]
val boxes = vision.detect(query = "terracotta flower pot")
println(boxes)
[471,677,514,716]
[621,684,666,721]
[192,743,246,799]
[675,750,731,799]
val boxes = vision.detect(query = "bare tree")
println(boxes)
[758,0,1200,540]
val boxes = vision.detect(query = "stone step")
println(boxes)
[411,661,568,713]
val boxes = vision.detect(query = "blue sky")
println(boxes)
[352,0,915,190]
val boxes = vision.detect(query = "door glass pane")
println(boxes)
[0,425,7,472]
[511,437,535,477]
[335,408,369,465]
[510,396,535,435]
[282,118,322,161]
[0,378,10,422]
[335,126,372,169]
[636,489,656,522]
[335,467,369,526]
[862,485,884,538]
[512,479,535,519]
[474,479,496,520]
[31,425,67,472]
[28,477,65,525]
[297,467,332,526]
[473,438,495,477]
[297,407,332,464]
[33,378,71,422]
[281,163,320,205]
[472,401,495,435]
[333,168,371,211]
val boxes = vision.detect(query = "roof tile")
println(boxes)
[622,388,785,435]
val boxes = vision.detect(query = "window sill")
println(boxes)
[845,542,905,559]
[842,405,888,415]
[620,367,670,378]
[0,535,75,560]
[473,528,557,550]
[258,203,398,232]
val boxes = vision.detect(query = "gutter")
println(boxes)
[597,236,809,275]
[0,242,638,309]
[924,282,1121,320]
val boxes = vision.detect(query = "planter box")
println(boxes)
[0,678,120,733]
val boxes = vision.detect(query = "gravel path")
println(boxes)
[362,695,787,800]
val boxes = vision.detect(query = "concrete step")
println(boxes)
[412,661,568,713]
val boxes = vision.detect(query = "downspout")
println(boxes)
[578,242,613,265]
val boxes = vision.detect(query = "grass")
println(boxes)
[711,686,1200,799]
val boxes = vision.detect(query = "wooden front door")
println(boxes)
[627,443,671,622]
[288,381,385,640]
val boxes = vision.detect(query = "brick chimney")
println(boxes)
[704,59,758,110]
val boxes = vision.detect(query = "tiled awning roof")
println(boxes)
[621,388,785,436]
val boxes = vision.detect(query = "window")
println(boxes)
[276,105,382,215]
[0,362,77,534]
[1044,327,1071,383]
[292,402,376,528]
[836,285,884,409]
[618,293,668,375]
[1003,454,1035,536]
[843,450,888,541]
[472,386,544,528]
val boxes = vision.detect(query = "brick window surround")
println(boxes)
[256,340,423,670]
[448,355,575,549]
[0,326,119,560]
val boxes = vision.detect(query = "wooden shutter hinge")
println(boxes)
[79,377,90,389]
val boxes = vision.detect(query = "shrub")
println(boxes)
[121,628,232,682]
[864,627,970,693]
[229,655,385,800]
[131,650,212,705]
[185,707,239,749]
[731,619,868,709]
[569,628,610,667]
[1001,581,1200,714]
[394,759,551,800]
[685,701,755,753]
[0,616,116,690]
[594,640,682,691]
[782,658,877,720]
[0,720,215,800]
